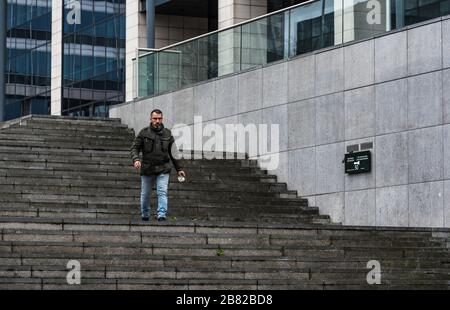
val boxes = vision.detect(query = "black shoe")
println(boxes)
[142,217,150,222]
[157,217,166,222]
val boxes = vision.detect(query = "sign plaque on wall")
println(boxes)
[344,150,371,174]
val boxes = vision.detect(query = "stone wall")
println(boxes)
[111,16,450,228]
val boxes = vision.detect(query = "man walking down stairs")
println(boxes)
[130,109,186,222]
[0,115,448,290]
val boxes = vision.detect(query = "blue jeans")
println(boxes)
[140,173,170,219]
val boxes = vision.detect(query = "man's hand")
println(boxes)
[177,170,186,177]
[134,161,142,169]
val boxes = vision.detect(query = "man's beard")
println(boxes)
[151,123,162,130]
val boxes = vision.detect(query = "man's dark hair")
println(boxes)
[151,109,163,117]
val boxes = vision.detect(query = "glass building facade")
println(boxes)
[404,0,450,24]
[5,0,52,120]
[3,0,125,120]
[62,0,125,117]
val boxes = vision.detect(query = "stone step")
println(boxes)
[256,279,450,289]
[342,248,450,259]
[0,176,289,193]
[0,143,250,161]
[0,277,446,290]
[19,215,327,226]
[0,145,133,157]
[6,239,404,258]
[1,251,446,271]
[0,156,262,169]
[8,240,445,262]
[22,117,129,128]
[0,137,131,149]
[0,183,296,200]
[1,264,447,285]
[0,200,314,214]
[0,168,279,184]
[0,159,268,174]
[0,190,299,205]
[2,127,135,139]
[0,185,307,201]
[0,216,444,242]
[180,215,330,225]
[45,210,324,224]
[0,154,267,175]
[16,114,122,123]
[0,153,257,169]
[0,154,132,167]
[0,127,130,140]
[329,238,447,248]
[0,190,308,206]
[230,256,448,270]
[0,201,318,215]
[0,208,326,224]
[0,133,133,144]
[0,240,351,258]
[0,115,123,130]
[0,272,447,291]
[0,277,43,290]
[0,162,135,173]
[0,147,259,167]
[0,277,242,290]
[0,146,128,157]
[0,140,131,151]
[0,166,278,184]
[0,193,133,204]
[1,229,445,252]
[2,126,130,138]
[2,174,289,195]
[1,227,442,243]
[0,256,446,288]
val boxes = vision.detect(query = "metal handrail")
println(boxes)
[135,48,183,60]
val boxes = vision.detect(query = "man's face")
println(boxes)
[151,112,163,128]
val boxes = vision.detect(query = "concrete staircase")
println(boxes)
[0,115,448,290]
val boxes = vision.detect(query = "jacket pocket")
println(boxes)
[144,137,155,153]
[161,137,170,152]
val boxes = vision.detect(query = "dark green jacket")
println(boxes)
[130,124,182,176]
